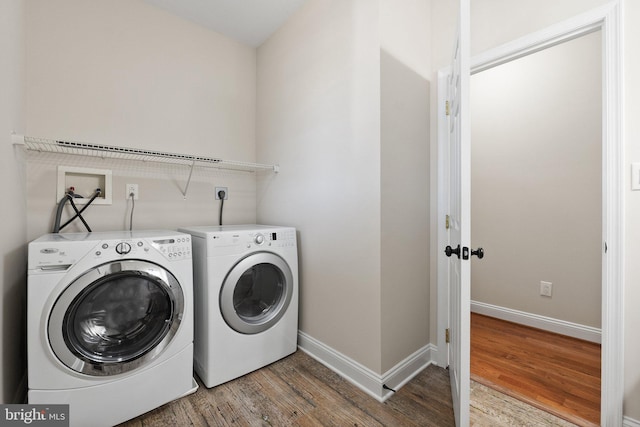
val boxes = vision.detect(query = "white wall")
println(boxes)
[25,0,259,239]
[470,31,602,328]
[380,0,431,373]
[256,0,383,372]
[0,0,26,404]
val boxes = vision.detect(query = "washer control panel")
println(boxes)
[93,236,192,261]
[151,236,192,260]
[28,232,193,271]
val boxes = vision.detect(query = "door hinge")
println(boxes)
[445,215,450,230]
[445,328,450,344]
[445,100,450,116]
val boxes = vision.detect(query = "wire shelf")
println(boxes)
[15,135,279,173]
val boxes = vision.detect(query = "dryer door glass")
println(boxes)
[49,260,184,376]
[234,263,284,321]
[220,253,294,334]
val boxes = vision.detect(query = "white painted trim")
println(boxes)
[297,331,434,403]
[599,2,625,426]
[470,3,615,75]
[436,68,451,370]
[382,345,435,392]
[471,301,602,344]
[624,416,640,427]
[437,2,624,425]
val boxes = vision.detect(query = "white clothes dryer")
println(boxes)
[178,225,298,388]
[28,230,195,427]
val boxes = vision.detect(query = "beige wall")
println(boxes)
[26,0,256,160]
[0,0,26,404]
[256,0,383,372]
[623,0,640,420]
[380,0,431,373]
[470,31,602,328]
[25,0,259,239]
[25,155,257,241]
[257,0,432,374]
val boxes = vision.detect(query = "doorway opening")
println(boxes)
[435,3,623,425]
[469,30,602,426]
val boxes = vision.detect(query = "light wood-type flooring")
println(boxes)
[120,350,455,426]
[471,313,601,426]
[119,314,600,427]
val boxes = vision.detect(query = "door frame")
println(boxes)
[436,2,624,424]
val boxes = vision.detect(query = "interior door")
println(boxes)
[446,0,471,425]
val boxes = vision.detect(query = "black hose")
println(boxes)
[55,188,102,233]
[58,188,101,231]
[67,198,92,232]
[52,194,72,233]
[217,189,226,226]
[219,197,224,226]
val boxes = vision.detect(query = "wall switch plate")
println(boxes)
[126,183,139,200]
[540,281,552,297]
[215,187,228,200]
[632,163,640,191]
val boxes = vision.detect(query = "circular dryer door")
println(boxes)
[48,260,184,376]
[220,252,294,334]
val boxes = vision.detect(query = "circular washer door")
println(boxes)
[48,259,184,376]
[220,252,294,334]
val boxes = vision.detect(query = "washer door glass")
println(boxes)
[220,252,293,334]
[49,260,184,376]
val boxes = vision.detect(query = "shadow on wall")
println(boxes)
[3,244,27,403]
[380,48,430,373]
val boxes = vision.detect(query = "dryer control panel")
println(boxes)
[203,227,296,256]
[261,229,296,248]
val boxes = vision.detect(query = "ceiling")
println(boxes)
[143,0,309,47]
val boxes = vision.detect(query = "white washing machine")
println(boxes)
[178,225,298,388]
[27,230,196,427]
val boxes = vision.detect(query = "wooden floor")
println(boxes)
[120,351,455,426]
[470,313,601,426]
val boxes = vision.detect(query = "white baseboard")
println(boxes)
[624,416,640,427]
[471,301,601,344]
[297,331,435,402]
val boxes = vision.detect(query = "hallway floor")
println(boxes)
[471,313,601,426]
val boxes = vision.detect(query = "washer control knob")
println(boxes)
[116,242,132,255]
[254,234,265,245]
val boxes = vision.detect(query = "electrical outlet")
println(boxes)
[126,183,139,200]
[215,186,228,200]
[540,281,552,297]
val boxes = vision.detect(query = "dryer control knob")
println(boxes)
[254,234,265,245]
[116,242,132,255]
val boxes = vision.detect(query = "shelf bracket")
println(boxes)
[181,160,196,199]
